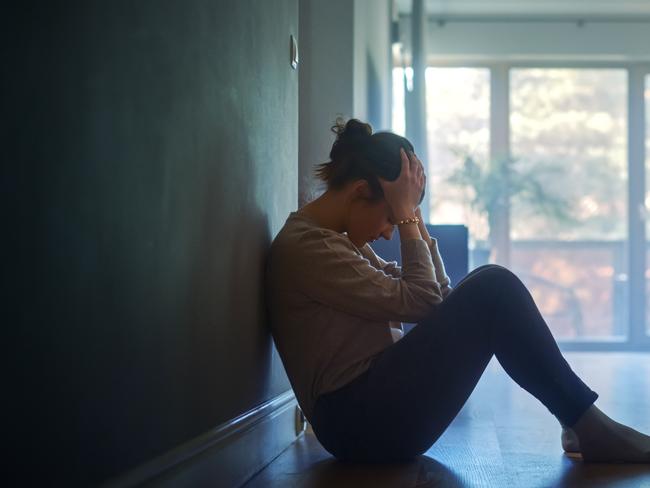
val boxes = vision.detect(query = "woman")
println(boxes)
[265,118,650,464]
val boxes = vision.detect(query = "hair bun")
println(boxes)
[329,118,373,163]
[331,117,372,142]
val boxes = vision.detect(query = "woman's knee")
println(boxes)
[457,264,519,292]
[454,264,495,287]
[473,264,508,274]
[459,264,508,283]
[477,264,519,283]
[474,264,514,276]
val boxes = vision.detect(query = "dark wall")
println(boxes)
[3,1,296,485]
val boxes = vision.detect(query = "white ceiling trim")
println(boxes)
[396,0,650,19]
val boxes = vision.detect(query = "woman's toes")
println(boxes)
[580,430,650,463]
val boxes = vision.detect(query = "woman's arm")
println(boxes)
[358,205,453,304]
[415,207,433,247]
[286,229,443,323]
[414,207,454,298]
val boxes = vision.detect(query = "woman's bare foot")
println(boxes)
[561,427,580,453]
[571,404,650,463]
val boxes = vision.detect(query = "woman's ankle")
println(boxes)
[570,404,608,438]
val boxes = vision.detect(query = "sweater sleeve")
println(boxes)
[358,244,401,278]
[429,238,453,299]
[289,229,443,323]
[360,239,453,299]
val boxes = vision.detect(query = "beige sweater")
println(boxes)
[265,211,453,422]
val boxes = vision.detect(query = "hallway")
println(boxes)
[245,352,650,487]
[6,1,650,485]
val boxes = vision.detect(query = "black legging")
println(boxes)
[310,264,599,463]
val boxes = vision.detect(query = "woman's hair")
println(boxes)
[315,117,423,203]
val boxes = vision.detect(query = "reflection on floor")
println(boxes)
[244,352,650,488]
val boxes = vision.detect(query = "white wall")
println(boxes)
[399,18,650,61]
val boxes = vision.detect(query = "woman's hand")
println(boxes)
[415,207,433,246]
[379,148,425,220]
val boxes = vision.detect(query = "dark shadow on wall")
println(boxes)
[181,103,287,430]
[3,1,296,485]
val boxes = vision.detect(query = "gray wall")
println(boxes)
[354,0,392,131]
[298,0,391,205]
[298,0,354,205]
[3,1,296,485]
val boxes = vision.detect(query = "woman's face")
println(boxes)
[346,196,396,249]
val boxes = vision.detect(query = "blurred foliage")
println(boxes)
[416,67,627,242]
[509,68,627,240]
[445,149,580,239]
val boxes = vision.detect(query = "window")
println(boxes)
[424,68,490,245]
[510,69,628,339]
[393,63,650,349]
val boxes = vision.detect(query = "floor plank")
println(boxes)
[244,352,650,488]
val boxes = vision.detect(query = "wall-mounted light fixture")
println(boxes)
[290,35,299,70]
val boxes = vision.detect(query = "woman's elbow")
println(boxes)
[441,284,453,299]
[401,286,443,321]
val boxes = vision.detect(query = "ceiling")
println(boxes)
[395,0,650,20]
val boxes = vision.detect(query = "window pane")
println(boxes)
[391,67,406,137]
[424,67,490,250]
[511,69,628,340]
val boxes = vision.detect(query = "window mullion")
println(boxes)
[490,64,511,266]
[628,66,647,345]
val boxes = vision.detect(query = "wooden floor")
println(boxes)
[244,352,650,488]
